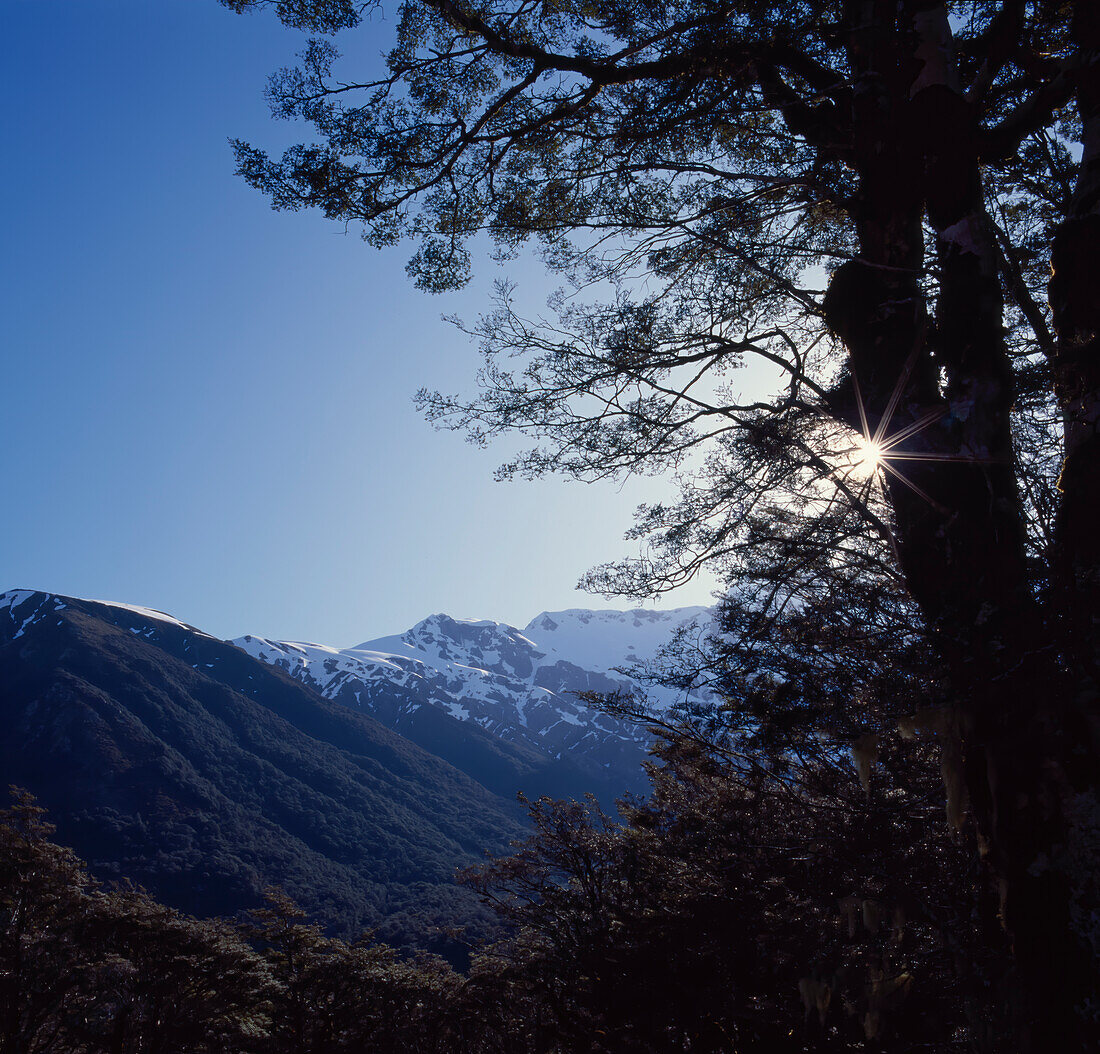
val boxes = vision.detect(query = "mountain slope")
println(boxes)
[0,590,524,952]
[235,606,714,798]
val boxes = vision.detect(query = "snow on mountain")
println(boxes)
[235,606,713,789]
[0,589,69,639]
[2,587,713,794]
[76,599,211,635]
[0,589,211,639]
[521,606,714,677]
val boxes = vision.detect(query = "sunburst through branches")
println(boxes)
[852,435,886,478]
[832,348,1005,534]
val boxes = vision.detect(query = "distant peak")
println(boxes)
[523,605,712,634]
[404,612,527,641]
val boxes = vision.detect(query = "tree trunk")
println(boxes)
[1053,3,1100,703]
[828,2,1098,1046]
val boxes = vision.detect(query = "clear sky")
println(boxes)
[1,0,720,646]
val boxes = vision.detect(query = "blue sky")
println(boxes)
[1,0,717,645]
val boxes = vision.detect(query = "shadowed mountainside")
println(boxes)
[0,590,527,953]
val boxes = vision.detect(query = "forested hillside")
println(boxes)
[0,589,523,953]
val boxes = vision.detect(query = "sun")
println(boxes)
[852,435,884,478]
[836,348,994,511]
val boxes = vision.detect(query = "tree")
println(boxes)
[459,723,975,1053]
[0,789,98,1054]
[0,789,276,1054]
[225,0,1099,1045]
[79,886,275,1054]
[243,888,460,1053]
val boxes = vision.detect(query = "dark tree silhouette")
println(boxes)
[458,717,974,1052]
[0,789,275,1054]
[243,888,460,1053]
[224,0,1100,1045]
[0,790,96,1054]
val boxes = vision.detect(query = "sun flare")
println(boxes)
[853,436,884,477]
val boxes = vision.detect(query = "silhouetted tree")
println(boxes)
[226,1,1100,1043]
[80,887,275,1054]
[460,719,972,1053]
[244,888,460,1053]
[0,789,279,1054]
[0,789,97,1054]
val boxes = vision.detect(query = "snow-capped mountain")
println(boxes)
[235,606,714,793]
[0,587,714,798]
[0,588,526,949]
[0,587,211,641]
[0,587,714,949]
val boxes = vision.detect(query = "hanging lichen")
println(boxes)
[839,895,863,938]
[798,976,833,1025]
[852,733,881,795]
[862,898,884,933]
[941,737,968,830]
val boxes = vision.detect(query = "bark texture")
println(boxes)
[827,2,1099,1046]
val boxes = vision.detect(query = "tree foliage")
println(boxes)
[461,731,977,1052]
[0,789,273,1054]
[224,0,1100,1046]
[0,790,468,1054]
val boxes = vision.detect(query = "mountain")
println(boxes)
[0,589,526,955]
[235,606,714,799]
[0,588,713,954]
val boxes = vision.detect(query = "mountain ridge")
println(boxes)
[0,588,528,954]
[236,604,714,797]
[0,588,713,949]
